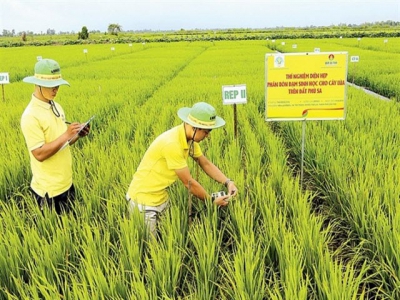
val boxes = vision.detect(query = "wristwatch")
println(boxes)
[224,179,233,188]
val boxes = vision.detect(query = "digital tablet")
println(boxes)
[60,115,95,151]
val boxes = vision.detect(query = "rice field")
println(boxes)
[0,38,399,299]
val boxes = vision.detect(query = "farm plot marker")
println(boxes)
[350,55,359,84]
[0,72,9,101]
[222,84,247,139]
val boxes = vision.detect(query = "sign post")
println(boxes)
[222,84,247,139]
[0,73,10,101]
[265,52,348,187]
[350,55,359,84]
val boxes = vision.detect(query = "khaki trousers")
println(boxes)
[126,193,169,236]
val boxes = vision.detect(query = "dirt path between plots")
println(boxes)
[347,82,391,101]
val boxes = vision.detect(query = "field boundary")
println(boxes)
[347,82,391,101]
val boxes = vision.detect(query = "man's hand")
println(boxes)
[227,181,238,197]
[66,122,82,139]
[78,123,90,137]
[213,194,230,206]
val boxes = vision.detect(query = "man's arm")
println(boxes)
[194,155,238,196]
[175,166,208,200]
[31,122,82,162]
[175,166,229,206]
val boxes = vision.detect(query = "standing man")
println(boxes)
[126,101,238,235]
[21,58,90,214]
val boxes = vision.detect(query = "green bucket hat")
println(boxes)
[177,102,225,129]
[23,59,70,87]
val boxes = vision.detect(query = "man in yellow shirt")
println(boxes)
[126,102,238,235]
[21,58,90,214]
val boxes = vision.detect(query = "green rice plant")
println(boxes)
[239,96,369,299]
[0,201,25,298]
[219,239,267,300]
[219,195,267,300]
[186,203,223,300]
[117,215,148,299]
[313,256,370,300]
[250,176,310,299]
[144,204,187,299]
[279,87,400,297]
[69,221,123,299]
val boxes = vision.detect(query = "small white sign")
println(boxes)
[384,39,388,43]
[129,43,132,47]
[281,42,285,46]
[314,48,320,53]
[292,44,297,49]
[83,49,88,53]
[111,47,115,51]
[37,56,42,61]
[222,84,247,105]
[0,72,9,84]
[350,56,360,63]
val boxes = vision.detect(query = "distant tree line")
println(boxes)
[1,20,399,37]
[0,21,399,47]
[2,28,56,37]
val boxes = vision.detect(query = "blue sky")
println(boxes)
[1,0,399,34]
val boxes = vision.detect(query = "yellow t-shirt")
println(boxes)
[21,95,72,197]
[127,124,202,206]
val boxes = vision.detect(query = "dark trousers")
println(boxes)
[30,184,76,214]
